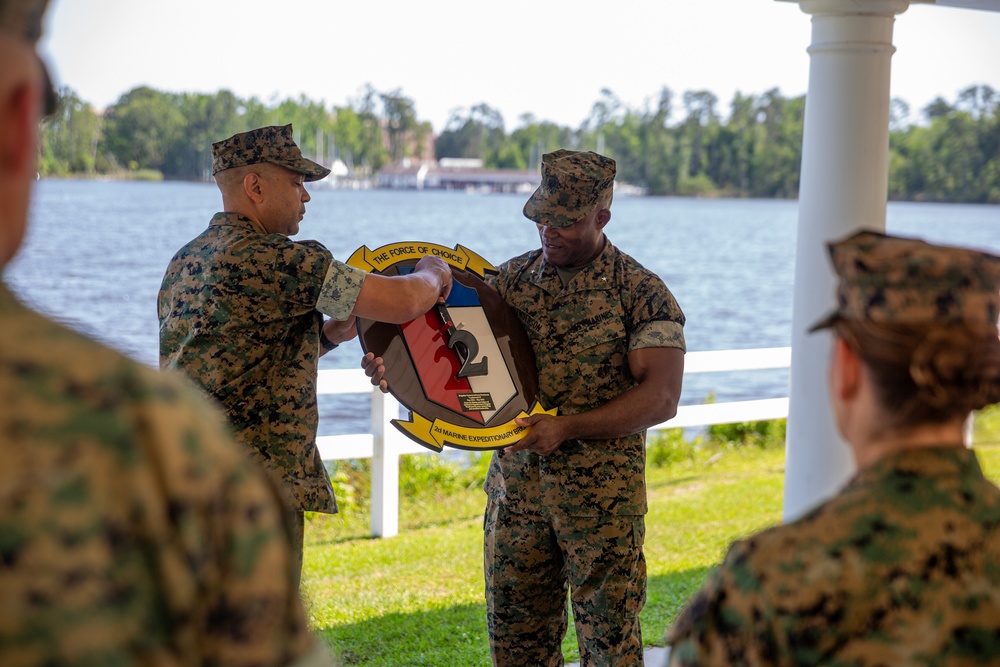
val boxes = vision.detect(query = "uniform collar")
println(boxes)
[526,235,615,296]
[210,211,267,235]
[851,446,982,488]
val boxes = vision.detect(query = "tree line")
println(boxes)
[38,83,1000,203]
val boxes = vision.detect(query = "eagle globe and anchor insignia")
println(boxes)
[348,242,554,452]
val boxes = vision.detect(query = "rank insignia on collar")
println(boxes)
[347,242,554,452]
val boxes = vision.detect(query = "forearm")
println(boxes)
[352,271,446,323]
[510,347,684,455]
[319,317,358,357]
[559,380,680,442]
[393,272,448,319]
[351,257,451,323]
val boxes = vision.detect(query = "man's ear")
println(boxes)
[831,336,862,402]
[0,82,40,175]
[243,171,264,203]
[596,207,611,229]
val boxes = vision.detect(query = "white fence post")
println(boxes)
[370,388,401,538]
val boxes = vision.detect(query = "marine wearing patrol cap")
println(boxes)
[523,149,616,228]
[211,124,331,182]
[810,229,1000,333]
[0,0,49,43]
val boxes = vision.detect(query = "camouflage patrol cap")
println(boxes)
[0,0,49,43]
[211,124,331,182]
[523,149,616,228]
[809,229,1000,333]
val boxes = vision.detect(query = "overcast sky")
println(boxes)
[38,0,1000,133]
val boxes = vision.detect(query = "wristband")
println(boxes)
[319,330,339,352]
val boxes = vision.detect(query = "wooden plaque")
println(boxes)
[347,242,552,452]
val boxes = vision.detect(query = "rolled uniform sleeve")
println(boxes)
[631,320,686,353]
[316,259,367,321]
[627,270,686,354]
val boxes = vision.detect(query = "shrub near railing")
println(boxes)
[324,451,489,517]
[324,414,792,525]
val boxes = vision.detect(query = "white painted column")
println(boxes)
[782,0,909,521]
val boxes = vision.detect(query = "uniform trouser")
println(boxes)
[484,497,646,667]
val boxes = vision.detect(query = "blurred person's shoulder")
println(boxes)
[2,289,252,482]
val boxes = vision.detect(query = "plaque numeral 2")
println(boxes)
[435,302,489,378]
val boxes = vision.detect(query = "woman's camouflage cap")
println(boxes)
[810,229,1000,332]
[0,0,49,43]
[211,124,331,182]
[523,149,615,227]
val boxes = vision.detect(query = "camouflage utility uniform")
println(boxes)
[158,212,365,515]
[485,238,685,666]
[0,282,325,666]
[667,447,1000,666]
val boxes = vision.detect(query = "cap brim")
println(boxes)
[807,310,840,333]
[522,188,553,225]
[276,157,331,182]
[522,188,590,228]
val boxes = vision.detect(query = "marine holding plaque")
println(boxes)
[351,243,548,452]
[361,150,687,667]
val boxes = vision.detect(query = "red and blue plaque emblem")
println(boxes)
[348,242,553,452]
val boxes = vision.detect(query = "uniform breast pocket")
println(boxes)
[563,315,628,380]
[567,312,626,352]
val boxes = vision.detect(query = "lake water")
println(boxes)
[7,180,999,436]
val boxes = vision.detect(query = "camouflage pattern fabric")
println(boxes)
[212,124,331,182]
[666,447,1000,666]
[485,238,685,517]
[483,238,685,666]
[810,229,1000,332]
[523,150,617,228]
[0,281,327,666]
[158,212,365,514]
[485,498,647,667]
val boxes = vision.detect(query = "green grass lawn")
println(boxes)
[302,407,1000,666]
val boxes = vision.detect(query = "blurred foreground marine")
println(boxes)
[667,230,1000,666]
[0,1,332,664]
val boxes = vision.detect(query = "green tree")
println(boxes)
[750,89,803,198]
[39,87,101,176]
[239,96,278,131]
[680,90,719,180]
[347,84,388,173]
[330,105,365,170]
[435,102,507,165]
[891,86,1000,203]
[509,115,574,173]
[33,81,1000,203]
[710,91,762,196]
[100,86,184,173]
[166,90,242,180]
[639,86,681,195]
[380,88,419,163]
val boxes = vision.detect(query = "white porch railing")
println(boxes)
[316,347,791,538]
